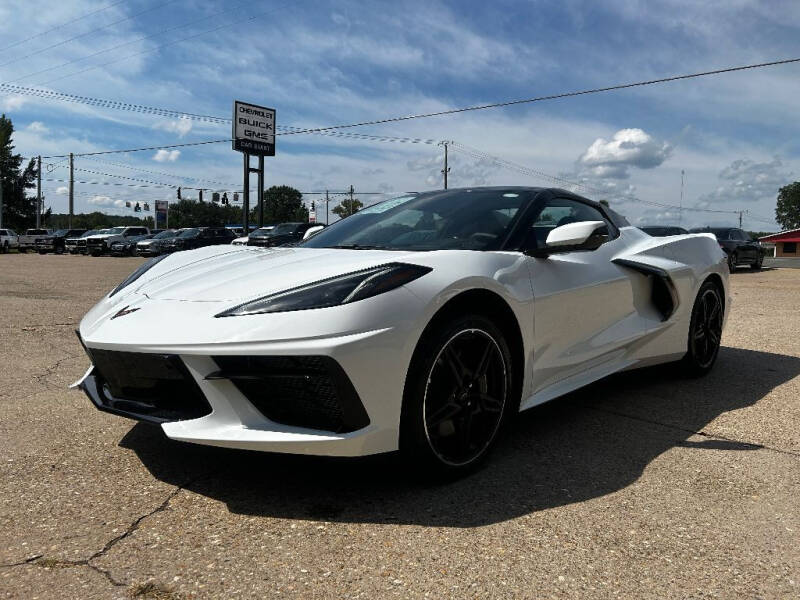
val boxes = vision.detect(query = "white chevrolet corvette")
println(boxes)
[75,187,729,474]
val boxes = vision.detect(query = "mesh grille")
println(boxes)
[211,355,369,433]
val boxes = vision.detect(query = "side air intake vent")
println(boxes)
[612,258,679,321]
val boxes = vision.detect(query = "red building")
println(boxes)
[759,228,800,257]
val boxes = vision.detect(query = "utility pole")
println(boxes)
[0,162,4,229]
[325,189,329,225]
[68,153,74,228]
[349,184,355,216]
[739,211,743,228]
[36,156,41,228]
[440,141,450,189]
[679,169,684,226]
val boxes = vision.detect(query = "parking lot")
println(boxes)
[1,254,798,599]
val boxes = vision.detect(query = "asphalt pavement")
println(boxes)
[1,254,798,599]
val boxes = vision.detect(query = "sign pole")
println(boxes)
[243,153,250,235]
[258,155,264,227]
[68,153,74,229]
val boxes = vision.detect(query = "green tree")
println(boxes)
[331,198,363,219]
[167,198,242,228]
[776,182,800,230]
[0,114,38,230]
[255,185,307,223]
[599,199,610,207]
[45,212,154,229]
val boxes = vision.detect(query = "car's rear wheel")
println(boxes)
[401,314,513,476]
[682,280,723,376]
[727,252,736,273]
[2,242,7,253]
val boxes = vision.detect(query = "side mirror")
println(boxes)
[527,220,608,257]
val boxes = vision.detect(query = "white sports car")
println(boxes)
[75,187,729,474]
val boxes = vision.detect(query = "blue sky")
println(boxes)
[1,0,798,229]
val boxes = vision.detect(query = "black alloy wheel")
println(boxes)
[402,315,513,474]
[683,281,723,376]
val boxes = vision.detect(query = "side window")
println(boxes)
[201,229,214,238]
[528,198,614,250]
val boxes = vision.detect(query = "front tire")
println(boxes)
[681,280,723,376]
[727,252,737,273]
[750,255,763,270]
[400,314,513,476]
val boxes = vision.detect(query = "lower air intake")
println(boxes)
[209,355,369,433]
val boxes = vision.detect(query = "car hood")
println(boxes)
[131,245,422,302]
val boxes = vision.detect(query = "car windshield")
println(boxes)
[271,223,300,235]
[178,228,201,238]
[52,229,69,236]
[302,189,531,251]
[249,227,274,237]
[153,230,177,239]
[105,227,126,235]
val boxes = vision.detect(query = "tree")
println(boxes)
[776,182,800,230]
[0,114,38,230]
[332,198,363,219]
[255,185,307,223]
[599,199,610,207]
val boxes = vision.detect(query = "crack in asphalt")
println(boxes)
[0,470,216,588]
[30,352,80,390]
[588,405,800,459]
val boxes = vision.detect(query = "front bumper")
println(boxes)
[75,290,425,456]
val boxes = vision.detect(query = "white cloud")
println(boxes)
[1,95,26,111]
[698,157,793,205]
[26,121,49,134]
[153,149,180,162]
[87,196,125,208]
[56,186,68,195]
[578,128,673,179]
[155,117,192,138]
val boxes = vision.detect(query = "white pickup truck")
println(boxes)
[85,226,150,256]
[17,228,51,253]
[0,228,20,253]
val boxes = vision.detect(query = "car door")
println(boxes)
[522,197,649,398]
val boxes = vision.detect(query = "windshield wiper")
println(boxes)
[328,244,388,250]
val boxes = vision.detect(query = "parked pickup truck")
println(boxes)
[36,229,87,254]
[71,230,106,254]
[18,229,52,252]
[85,226,150,256]
[0,228,20,253]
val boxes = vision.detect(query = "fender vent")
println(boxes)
[613,258,679,321]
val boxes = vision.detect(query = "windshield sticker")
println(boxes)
[360,196,416,214]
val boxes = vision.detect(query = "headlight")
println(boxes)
[216,263,432,317]
[109,254,169,297]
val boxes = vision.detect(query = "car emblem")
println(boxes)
[110,306,141,320]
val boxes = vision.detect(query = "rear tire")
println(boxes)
[400,314,514,477]
[727,252,736,273]
[2,242,7,253]
[681,280,723,377]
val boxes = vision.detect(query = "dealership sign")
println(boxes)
[155,200,168,229]
[232,101,275,156]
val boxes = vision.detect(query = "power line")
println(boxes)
[31,0,300,87]
[0,0,127,53]
[273,57,800,135]
[0,0,181,71]
[5,0,243,85]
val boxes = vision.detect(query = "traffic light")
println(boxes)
[222,192,228,205]
[134,202,141,212]
[212,192,220,203]
[125,201,131,208]
[177,187,181,200]
[233,192,239,203]
[199,189,203,202]
[143,203,150,211]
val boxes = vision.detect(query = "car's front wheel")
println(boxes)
[727,252,737,272]
[750,255,763,270]
[682,280,724,376]
[401,314,513,476]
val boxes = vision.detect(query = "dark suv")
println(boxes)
[689,226,764,271]
[163,227,236,252]
[247,222,316,247]
[36,229,87,254]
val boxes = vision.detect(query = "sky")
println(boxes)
[1,0,799,230]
